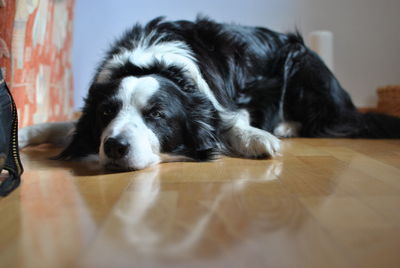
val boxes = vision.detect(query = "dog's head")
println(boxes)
[59,74,221,171]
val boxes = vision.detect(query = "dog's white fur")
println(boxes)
[223,110,280,158]
[18,121,75,149]
[273,121,302,138]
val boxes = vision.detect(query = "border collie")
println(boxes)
[19,17,400,171]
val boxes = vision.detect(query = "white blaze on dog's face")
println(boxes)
[99,76,161,170]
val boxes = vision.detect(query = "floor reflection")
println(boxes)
[80,159,316,267]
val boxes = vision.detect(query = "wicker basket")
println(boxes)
[377,85,400,117]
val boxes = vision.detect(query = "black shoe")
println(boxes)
[0,70,23,196]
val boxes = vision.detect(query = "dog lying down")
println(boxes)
[19,17,400,171]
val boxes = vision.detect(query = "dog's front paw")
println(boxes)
[226,126,281,158]
[242,128,281,158]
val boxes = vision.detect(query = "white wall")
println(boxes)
[73,0,400,109]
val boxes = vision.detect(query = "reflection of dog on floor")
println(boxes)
[85,161,290,265]
[19,17,400,171]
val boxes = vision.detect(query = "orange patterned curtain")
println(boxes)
[0,0,15,81]
[0,0,75,127]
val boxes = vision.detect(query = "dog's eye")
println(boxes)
[146,109,164,119]
[100,104,117,118]
[150,110,162,119]
[102,108,113,117]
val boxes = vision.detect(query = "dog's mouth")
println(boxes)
[104,161,138,172]
[100,149,161,172]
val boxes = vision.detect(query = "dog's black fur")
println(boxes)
[59,17,400,163]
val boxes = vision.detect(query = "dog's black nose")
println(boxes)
[104,137,129,159]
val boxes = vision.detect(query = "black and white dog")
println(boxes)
[20,17,400,171]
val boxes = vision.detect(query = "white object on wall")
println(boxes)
[308,30,334,72]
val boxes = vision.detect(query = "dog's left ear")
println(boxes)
[56,81,110,160]
[55,111,99,160]
[186,119,219,161]
[183,94,221,161]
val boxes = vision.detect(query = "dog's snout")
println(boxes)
[104,137,130,159]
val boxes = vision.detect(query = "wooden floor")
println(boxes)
[1,138,400,268]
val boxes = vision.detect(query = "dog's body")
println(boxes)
[20,17,400,171]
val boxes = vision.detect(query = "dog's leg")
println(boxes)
[18,121,76,148]
[222,110,281,158]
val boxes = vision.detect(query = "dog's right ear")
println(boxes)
[55,111,99,160]
[56,81,111,160]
